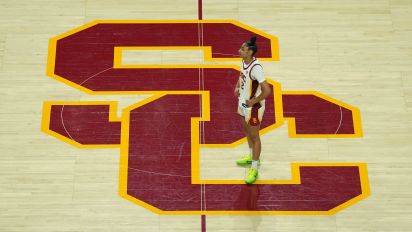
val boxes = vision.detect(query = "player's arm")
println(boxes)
[236,76,241,88]
[247,65,271,105]
[253,81,271,103]
[234,73,241,97]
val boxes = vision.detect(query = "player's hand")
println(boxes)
[234,87,240,97]
[246,98,256,107]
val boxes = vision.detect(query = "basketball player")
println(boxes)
[234,36,271,184]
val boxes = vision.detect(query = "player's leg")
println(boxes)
[245,105,264,184]
[249,103,264,162]
[244,123,260,184]
[248,123,261,162]
[236,106,254,165]
[242,116,254,155]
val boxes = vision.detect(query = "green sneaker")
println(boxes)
[236,154,260,166]
[245,167,258,184]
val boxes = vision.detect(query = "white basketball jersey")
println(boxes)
[238,57,266,108]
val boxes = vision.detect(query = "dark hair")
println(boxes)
[246,36,257,56]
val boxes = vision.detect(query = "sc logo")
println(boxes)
[42,20,369,215]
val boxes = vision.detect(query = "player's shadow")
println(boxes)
[232,184,263,231]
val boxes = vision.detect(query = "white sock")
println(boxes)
[252,160,258,169]
[249,147,253,156]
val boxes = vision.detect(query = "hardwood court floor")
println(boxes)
[0,0,411,231]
